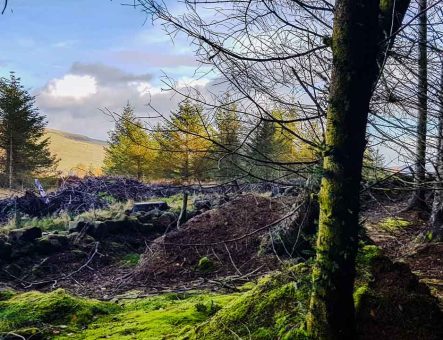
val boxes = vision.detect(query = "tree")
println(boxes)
[137,0,411,336]
[213,97,242,181]
[430,58,443,240]
[408,0,429,211]
[0,73,57,187]
[155,100,212,182]
[103,103,157,180]
[307,1,410,338]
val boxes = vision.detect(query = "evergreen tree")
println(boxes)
[247,119,277,180]
[155,100,212,182]
[0,73,57,187]
[213,98,242,181]
[103,103,157,180]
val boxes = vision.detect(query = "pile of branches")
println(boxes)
[0,177,288,223]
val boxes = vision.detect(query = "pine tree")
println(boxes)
[155,100,212,182]
[247,119,277,180]
[103,103,157,180]
[0,73,57,187]
[213,98,242,181]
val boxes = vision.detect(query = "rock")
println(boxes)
[8,227,42,243]
[68,220,94,234]
[132,201,169,213]
[154,212,177,231]
[67,232,96,246]
[194,199,212,211]
[35,235,70,255]
[92,217,142,239]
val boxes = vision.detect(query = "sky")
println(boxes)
[0,0,212,139]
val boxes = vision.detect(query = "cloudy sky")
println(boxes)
[0,0,212,139]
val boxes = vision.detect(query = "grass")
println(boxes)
[0,201,133,233]
[150,193,195,212]
[45,128,105,176]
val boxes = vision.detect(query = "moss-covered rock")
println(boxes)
[0,289,119,337]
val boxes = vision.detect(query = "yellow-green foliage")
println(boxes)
[58,292,237,340]
[378,217,411,232]
[184,263,312,340]
[0,289,118,336]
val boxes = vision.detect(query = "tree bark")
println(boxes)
[407,0,429,211]
[307,0,411,338]
[430,59,443,240]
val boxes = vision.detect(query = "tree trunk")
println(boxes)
[307,0,410,338]
[408,0,429,211]
[430,59,443,240]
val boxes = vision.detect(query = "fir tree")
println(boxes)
[155,100,212,182]
[103,103,156,180]
[0,73,57,187]
[213,97,242,181]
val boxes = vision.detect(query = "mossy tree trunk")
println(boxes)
[408,0,429,211]
[307,0,411,338]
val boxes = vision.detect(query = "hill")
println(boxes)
[45,129,107,175]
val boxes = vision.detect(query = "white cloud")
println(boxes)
[46,74,97,99]
[130,81,163,96]
[176,76,211,88]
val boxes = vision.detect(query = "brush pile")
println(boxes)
[0,177,282,222]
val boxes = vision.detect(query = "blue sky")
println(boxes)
[0,0,210,139]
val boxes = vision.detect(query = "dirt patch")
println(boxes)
[357,256,443,340]
[135,194,296,285]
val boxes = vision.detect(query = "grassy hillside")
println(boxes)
[45,129,106,175]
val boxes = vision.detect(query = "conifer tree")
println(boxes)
[155,100,212,182]
[213,98,242,181]
[0,73,56,187]
[103,103,157,180]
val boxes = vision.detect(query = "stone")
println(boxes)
[68,220,94,234]
[35,235,70,255]
[194,199,212,211]
[132,201,169,213]
[154,212,177,232]
[8,227,42,243]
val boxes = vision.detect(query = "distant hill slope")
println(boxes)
[45,129,107,175]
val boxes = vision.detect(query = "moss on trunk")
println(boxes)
[307,0,411,338]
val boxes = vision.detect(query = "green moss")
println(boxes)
[0,289,118,336]
[197,256,214,272]
[184,263,312,339]
[378,217,411,232]
[0,289,15,301]
[58,292,237,340]
[120,253,140,267]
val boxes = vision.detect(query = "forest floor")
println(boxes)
[364,196,443,309]
[1,192,442,339]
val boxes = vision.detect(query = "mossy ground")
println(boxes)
[1,245,441,340]
[0,289,118,338]
[0,289,238,340]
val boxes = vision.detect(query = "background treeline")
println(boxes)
[103,100,319,183]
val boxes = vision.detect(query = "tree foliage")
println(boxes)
[0,73,57,187]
